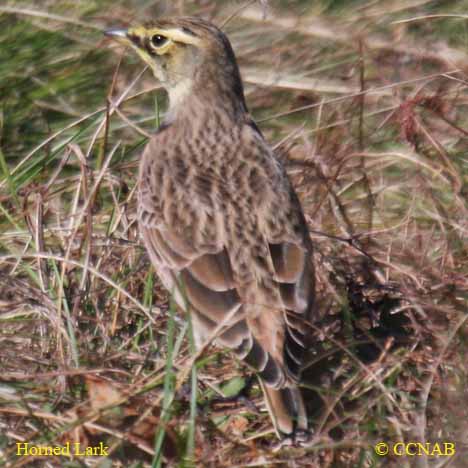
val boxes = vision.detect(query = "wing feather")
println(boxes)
[179,269,241,321]
[269,242,305,283]
[140,213,313,384]
[189,250,235,291]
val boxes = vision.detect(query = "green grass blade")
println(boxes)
[152,296,177,468]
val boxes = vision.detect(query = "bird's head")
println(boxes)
[105,17,247,116]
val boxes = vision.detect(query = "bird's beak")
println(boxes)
[104,28,130,45]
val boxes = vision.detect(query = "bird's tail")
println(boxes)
[260,381,308,437]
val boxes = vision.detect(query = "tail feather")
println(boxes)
[260,381,307,436]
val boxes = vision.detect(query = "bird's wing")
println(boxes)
[139,220,245,344]
[139,189,314,388]
[264,227,315,384]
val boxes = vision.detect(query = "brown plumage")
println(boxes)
[105,17,315,437]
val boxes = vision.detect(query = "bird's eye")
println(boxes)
[150,34,168,48]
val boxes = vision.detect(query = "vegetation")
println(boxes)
[1,0,467,466]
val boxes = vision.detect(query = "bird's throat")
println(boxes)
[167,78,194,114]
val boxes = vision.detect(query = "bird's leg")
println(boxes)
[272,428,313,451]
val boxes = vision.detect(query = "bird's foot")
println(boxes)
[272,429,313,451]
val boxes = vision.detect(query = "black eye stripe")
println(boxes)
[127,33,140,45]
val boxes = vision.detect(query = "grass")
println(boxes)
[1,0,467,467]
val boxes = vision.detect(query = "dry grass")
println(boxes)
[0,0,467,467]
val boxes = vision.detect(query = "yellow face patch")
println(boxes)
[127,26,200,56]
[107,23,203,85]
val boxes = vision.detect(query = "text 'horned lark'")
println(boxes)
[105,16,315,438]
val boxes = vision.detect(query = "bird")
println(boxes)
[105,16,315,439]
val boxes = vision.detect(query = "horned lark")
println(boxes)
[105,17,315,438]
